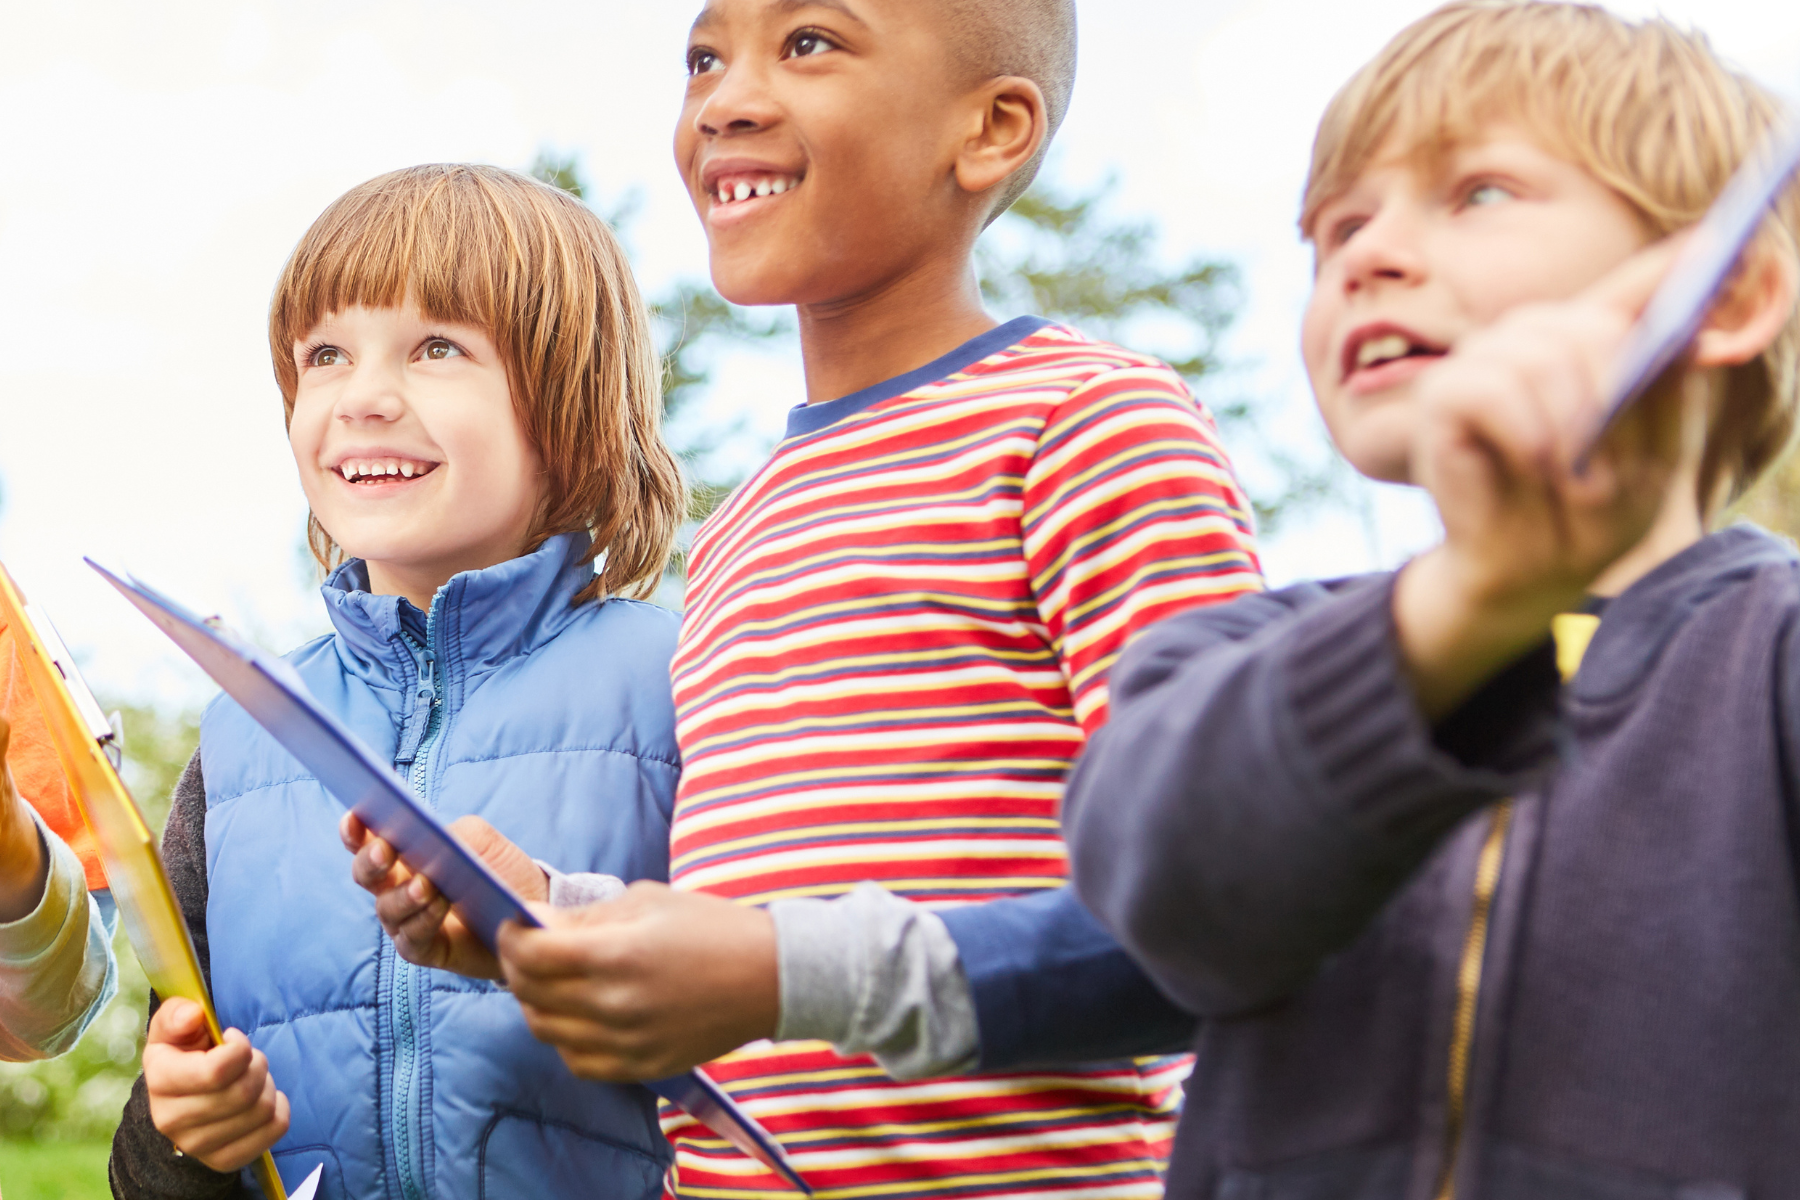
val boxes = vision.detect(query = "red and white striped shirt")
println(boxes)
[666,319,1262,1198]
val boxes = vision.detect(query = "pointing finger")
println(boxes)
[1582,231,1692,321]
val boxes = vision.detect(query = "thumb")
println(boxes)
[1584,231,1692,321]
[149,998,212,1050]
[451,816,547,901]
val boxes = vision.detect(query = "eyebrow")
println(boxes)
[773,0,867,22]
[691,0,868,36]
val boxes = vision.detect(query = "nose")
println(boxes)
[1339,204,1427,295]
[334,358,406,426]
[693,58,780,138]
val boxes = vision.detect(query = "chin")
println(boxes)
[1333,434,1410,484]
[710,239,849,309]
[321,521,412,571]
[1324,395,1418,486]
[709,263,800,308]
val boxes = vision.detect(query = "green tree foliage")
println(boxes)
[0,703,198,1143]
[978,185,1236,385]
[977,184,1338,530]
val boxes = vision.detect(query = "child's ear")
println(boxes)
[1694,237,1800,368]
[953,76,1048,199]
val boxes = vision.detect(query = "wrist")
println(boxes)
[0,785,49,924]
[735,905,781,1043]
[1394,549,1568,720]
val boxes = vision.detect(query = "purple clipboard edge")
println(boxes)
[87,559,812,1195]
[653,1072,812,1194]
[86,558,542,949]
[1584,117,1800,459]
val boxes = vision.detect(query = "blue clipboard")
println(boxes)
[90,560,810,1194]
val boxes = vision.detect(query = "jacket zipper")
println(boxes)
[390,608,442,1200]
[1435,615,1596,1198]
[1433,798,1512,1200]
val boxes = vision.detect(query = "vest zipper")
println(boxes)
[390,608,442,1200]
[1433,799,1513,1200]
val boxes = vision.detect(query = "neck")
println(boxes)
[365,562,446,613]
[795,249,996,406]
[1590,371,1725,599]
[1590,466,1712,599]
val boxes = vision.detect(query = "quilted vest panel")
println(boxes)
[199,535,680,1200]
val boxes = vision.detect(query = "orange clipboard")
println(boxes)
[0,562,313,1200]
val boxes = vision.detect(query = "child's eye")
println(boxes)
[687,46,723,75]
[1464,183,1514,208]
[786,29,837,59]
[1328,217,1367,249]
[308,344,347,368]
[420,338,464,361]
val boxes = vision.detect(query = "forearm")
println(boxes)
[1394,546,1577,719]
[770,882,1194,1078]
[0,808,117,1061]
[771,883,979,1080]
[938,885,1197,1070]
[1066,576,1561,1015]
[0,777,48,923]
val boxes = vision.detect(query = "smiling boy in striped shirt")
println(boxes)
[361,0,1262,1195]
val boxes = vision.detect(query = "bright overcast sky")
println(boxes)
[3,0,1798,704]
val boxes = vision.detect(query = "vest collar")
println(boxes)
[321,532,597,689]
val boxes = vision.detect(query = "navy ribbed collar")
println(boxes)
[784,316,1051,440]
[1574,522,1796,702]
[321,531,595,688]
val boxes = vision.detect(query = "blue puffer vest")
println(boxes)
[199,533,681,1200]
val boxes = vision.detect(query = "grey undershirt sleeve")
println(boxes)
[769,882,979,1081]
[0,806,119,1062]
[535,861,628,909]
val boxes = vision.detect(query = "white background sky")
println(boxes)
[2,0,1798,705]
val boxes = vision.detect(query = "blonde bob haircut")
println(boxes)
[1302,1,1800,507]
[270,163,684,603]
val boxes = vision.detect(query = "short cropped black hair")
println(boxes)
[940,0,1078,219]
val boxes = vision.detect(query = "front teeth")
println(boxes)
[715,176,800,206]
[1356,333,1412,369]
[339,458,431,481]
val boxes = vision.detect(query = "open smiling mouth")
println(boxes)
[712,173,804,207]
[1344,331,1447,381]
[337,458,441,485]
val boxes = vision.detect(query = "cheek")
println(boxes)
[1299,291,1337,386]
[288,401,328,479]
[673,112,700,201]
[438,390,543,517]
[1441,213,1647,322]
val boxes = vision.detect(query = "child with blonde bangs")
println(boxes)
[109,163,688,1200]
[1068,4,1800,1197]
